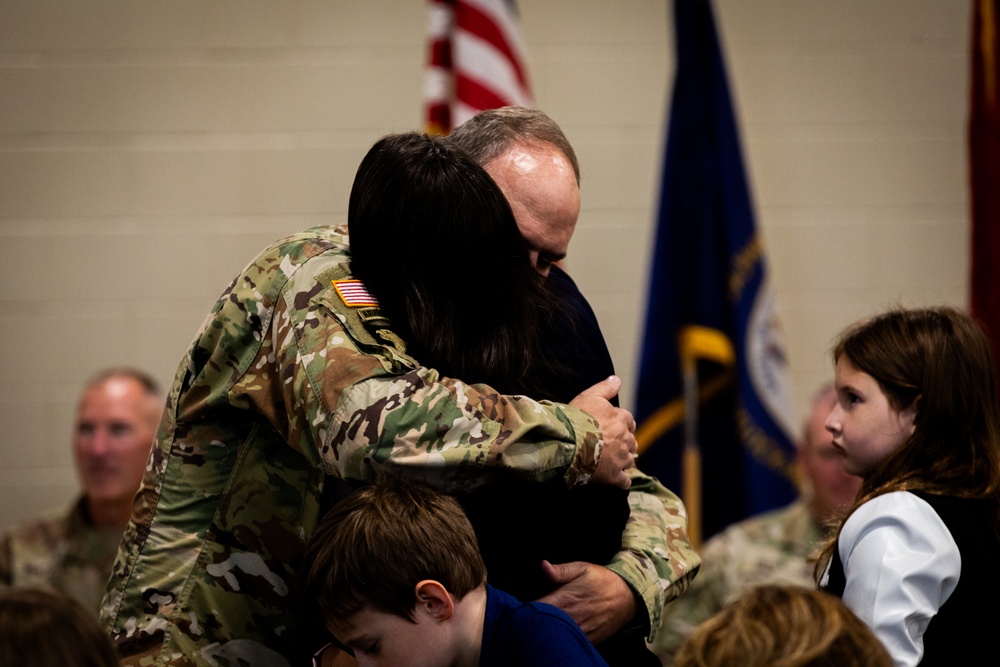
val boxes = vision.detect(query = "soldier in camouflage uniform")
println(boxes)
[654,386,862,664]
[0,369,162,615]
[102,134,697,666]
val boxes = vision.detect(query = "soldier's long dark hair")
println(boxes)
[348,132,563,396]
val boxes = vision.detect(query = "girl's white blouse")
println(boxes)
[821,490,961,667]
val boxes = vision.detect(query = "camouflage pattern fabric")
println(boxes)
[653,499,821,663]
[0,497,122,615]
[609,467,698,644]
[100,226,697,666]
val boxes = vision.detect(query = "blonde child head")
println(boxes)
[674,584,891,667]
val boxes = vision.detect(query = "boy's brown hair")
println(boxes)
[301,479,487,622]
[0,587,121,667]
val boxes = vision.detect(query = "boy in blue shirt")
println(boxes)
[301,480,609,667]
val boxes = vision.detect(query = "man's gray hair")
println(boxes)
[449,106,580,184]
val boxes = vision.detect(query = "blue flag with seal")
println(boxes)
[635,0,797,546]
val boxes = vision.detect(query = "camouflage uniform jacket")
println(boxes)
[0,496,122,615]
[100,226,698,666]
[654,499,820,663]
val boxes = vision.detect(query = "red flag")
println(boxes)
[970,0,1000,378]
[425,0,533,135]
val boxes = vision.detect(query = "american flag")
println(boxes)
[425,0,534,134]
[332,280,379,308]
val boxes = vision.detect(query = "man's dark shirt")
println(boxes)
[460,264,627,599]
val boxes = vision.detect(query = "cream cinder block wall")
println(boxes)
[715,2,971,409]
[0,1,971,527]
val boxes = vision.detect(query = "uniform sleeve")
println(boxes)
[327,369,604,491]
[653,531,732,661]
[839,492,961,667]
[267,286,606,493]
[604,467,700,642]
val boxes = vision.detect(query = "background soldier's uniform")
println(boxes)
[101,226,698,666]
[654,499,820,663]
[0,497,122,615]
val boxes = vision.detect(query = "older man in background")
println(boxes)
[451,108,700,666]
[653,384,861,663]
[0,368,162,614]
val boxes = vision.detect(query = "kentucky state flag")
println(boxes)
[635,0,798,544]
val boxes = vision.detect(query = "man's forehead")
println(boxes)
[77,378,146,415]
[518,212,572,250]
[488,147,578,217]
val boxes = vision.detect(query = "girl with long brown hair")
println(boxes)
[817,307,1000,666]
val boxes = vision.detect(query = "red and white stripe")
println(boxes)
[425,0,534,134]
[332,280,379,307]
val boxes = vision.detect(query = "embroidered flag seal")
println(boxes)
[332,279,379,307]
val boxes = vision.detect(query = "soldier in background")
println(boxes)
[0,368,162,614]
[654,384,862,663]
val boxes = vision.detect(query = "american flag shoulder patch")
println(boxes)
[332,280,379,307]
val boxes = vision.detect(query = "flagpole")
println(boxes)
[681,348,702,550]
